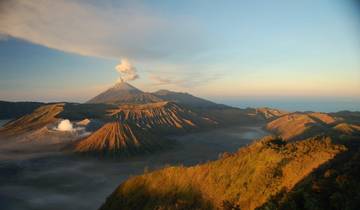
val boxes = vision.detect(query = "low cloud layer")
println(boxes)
[116,58,139,82]
[0,0,206,60]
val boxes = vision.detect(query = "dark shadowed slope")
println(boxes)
[153,89,226,108]
[99,135,345,210]
[0,101,45,119]
[87,82,162,105]
[331,111,360,124]
[153,90,266,126]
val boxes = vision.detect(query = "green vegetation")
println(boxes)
[100,135,346,210]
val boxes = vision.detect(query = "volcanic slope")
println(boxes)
[153,89,225,108]
[72,101,219,156]
[99,135,346,210]
[0,103,65,137]
[87,82,162,105]
[107,101,217,134]
[73,121,169,156]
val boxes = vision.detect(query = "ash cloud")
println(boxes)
[115,58,139,82]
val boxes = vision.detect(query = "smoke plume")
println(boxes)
[56,119,74,131]
[115,58,139,82]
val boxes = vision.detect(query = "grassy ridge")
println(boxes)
[258,145,360,210]
[100,136,346,210]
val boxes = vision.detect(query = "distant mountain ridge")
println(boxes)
[256,107,288,121]
[153,89,226,108]
[265,111,360,141]
[0,101,45,119]
[87,82,163,105]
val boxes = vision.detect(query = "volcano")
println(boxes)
[87,82,162,105]
[73,121,170,156]
[107,101,217,134]
[71,101,217,156]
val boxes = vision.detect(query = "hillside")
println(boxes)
[87,82,162,105]
[107,101,217,134]
[258,146,360,210]
[256,107,288,121]
[71,101,218,156]
[99,135,346,210]
[265,112,360,141]
[0,103,65,137]
[331,111,360,124]
[152,90,263,126]
[266,112,340,141]
[333,123,360,135]
[0,102,118,137]
[0,101,45,119]
[73,121,170,157]
[195,106,263,127]
[153,90,226,108]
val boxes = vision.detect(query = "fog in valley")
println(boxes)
[0,122,267,210]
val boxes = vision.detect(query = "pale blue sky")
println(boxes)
[0,0,359,111]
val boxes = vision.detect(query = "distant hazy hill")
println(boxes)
[256,107,288,121]
[265,112,360,140]
[87,82,162,104]
[331,111,360,124]
[0,101,45,119]
[153,89,226,108]
[99,135,346,210]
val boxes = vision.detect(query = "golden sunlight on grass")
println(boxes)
[100,135,346,210]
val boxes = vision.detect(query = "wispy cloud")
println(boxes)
[148,72,222,88]
[0,0,223,89]
[0,0,206,60]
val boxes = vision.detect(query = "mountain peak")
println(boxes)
[87,82,162,105]
[112,82,140,92]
